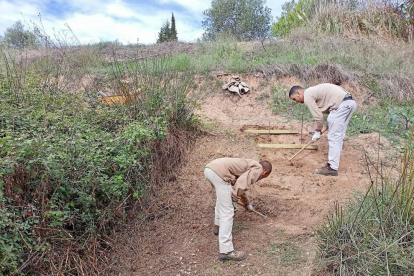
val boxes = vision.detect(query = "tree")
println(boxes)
[170,13,178,41]
[3,20,38,49]
[156,13,178,43]
[157,20,170,44]
[202,0,272,41]
[271,0,313,38]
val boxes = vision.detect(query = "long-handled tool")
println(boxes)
[288,139,314,162]
[237,202,267,220]
[288,129,325,162]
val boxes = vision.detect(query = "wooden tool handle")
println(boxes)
[236,202,267,219]
[251,209,267,219]
[288,139,314,162]
[288,129,325,162]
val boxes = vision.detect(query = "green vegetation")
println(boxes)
[269,1,414,275]
[317,138,414,275]
[1,21,39,49]
[265,36,413,140]
[270,85,312,121]
[157,13,178,44]
[267,240,306,267]
[0,42,197,274]
[1,0,414,273]
[272,0,312,38]
[202,0,272,41]
[272,0,414,41]
[1,31,412,273]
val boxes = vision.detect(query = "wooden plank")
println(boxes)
[258,144,318,150]
[244,129,299,134]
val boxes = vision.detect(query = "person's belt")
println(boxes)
[343,94,353,101]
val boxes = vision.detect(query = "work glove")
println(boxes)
[245,203,254,212]
[312,130,321,142]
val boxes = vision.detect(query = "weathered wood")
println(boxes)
[244,130,299,134]
[258,144,318,150]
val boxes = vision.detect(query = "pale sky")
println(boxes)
[0,0,285,45]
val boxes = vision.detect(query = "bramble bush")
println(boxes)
[0,56,197,275]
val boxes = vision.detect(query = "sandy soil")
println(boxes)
[108,75,396,276]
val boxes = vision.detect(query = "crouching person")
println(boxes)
[204,158,272,261]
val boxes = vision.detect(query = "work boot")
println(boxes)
[213,225,219,235]
[315,163,338,176]
[219,250,247,262]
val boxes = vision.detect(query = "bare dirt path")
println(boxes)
[109,76,393,276]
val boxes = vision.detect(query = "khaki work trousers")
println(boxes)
[204,168,234,254]
[327,99,357,170]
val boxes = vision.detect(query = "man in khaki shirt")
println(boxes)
[204,158,272,261]
[289,83,357,176]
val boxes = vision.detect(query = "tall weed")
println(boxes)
[317,134,414,275]
[0,47,197,275]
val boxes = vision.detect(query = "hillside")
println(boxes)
[106,75,398,275]
[1,29,414,274]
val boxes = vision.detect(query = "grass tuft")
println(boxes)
[317,133,414,275]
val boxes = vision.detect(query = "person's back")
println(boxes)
[204,158,272,261]
[304,83,348,115]
[206,158,263,196]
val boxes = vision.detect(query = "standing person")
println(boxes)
[289,83,357,176]
[204,158,272,261]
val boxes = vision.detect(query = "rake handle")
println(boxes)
[288,139,314,162]
[289,129,326,162]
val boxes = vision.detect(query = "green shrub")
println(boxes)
[272,0,412,41]
[317,136,414,275]
[270,85,314,121]
[0,56,197,274]
[272,0,312,38]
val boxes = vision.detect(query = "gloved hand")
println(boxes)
[245,203,254,212]
[312,130,321,142]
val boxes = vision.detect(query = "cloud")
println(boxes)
[158,0,210,14]
[105,2,137,19]
[0,0,284,44]
[0,0,42,28]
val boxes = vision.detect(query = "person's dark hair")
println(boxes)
[288,86,303,97]
[259,161,272,172]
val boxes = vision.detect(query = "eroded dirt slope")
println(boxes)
[109,76,395,276]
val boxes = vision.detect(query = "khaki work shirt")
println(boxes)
[206,158,263,204]
[304,83,349,130]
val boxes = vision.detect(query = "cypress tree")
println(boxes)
[164,20,171,41]
[171,13,178,41]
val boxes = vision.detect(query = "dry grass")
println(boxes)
[311,0,413,42]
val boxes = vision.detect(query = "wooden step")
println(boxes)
[258,144,318,150]
[243,129,299,134]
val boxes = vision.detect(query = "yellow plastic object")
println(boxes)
[98,95,136,106]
